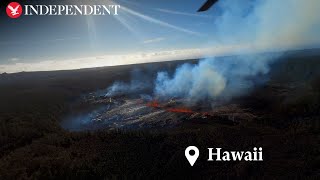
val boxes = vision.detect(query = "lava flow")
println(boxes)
[146,100,161,108]
[146,100,199,114]
[167,108,194,114]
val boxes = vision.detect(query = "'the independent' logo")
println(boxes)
[6,2,23,18]
[5,3,121,18]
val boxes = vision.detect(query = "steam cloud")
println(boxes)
[155,54,277,101]
[105,0,320,102]
[106,68,153,97]
[154,0,320,101]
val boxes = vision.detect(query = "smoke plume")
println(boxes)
[155,0,320,101]
[106,68,153,97]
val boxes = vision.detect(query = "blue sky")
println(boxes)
[0,0,319,73]
[0,0,217,69]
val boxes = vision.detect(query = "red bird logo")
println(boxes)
[6,2,23,18]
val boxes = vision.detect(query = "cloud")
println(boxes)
[143,37,165,44]
[0,37,81,46]
[0,46,246,73]
[50,37,81,42]
[156,8,212,18]
[9,58,20,62]
[1,40,312,74]
[121,6,203,36]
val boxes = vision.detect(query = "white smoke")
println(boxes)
[154,0,320,101]
[105,68,153,96]
[105,80,147,96]
[155,61,226,101]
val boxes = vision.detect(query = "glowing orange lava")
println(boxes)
[167,108,194,114]
[146,101,161,108]
[145,100,209,115]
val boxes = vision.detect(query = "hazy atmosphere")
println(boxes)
[1,0,319,73]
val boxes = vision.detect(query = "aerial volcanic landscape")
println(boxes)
[62,0,320,131]
[0,0,320,179]
[61,50,318,132]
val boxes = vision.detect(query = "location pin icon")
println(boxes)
[185,146,199,166]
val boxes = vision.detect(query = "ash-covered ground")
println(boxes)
[62,89,258,131]
[62,95,188,131]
